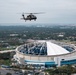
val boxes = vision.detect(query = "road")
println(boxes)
[0,50,15,53]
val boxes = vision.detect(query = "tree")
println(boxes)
[6,73,12,75]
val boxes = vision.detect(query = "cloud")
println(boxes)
[0,0,76,24]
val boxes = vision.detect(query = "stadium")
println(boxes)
[13,40,76,68]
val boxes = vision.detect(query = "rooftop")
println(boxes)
[18,40,71,56]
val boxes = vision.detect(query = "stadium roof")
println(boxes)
[19,40,70,56]
[46,41,69,55]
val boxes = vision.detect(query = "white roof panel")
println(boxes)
[46,42,69,55]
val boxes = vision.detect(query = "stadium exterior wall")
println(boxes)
[13,45,76,67]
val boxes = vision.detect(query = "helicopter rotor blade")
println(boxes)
[17,12,45,15]
[23,12,45,14]
[17,12,25,14]
[33,12,45,14]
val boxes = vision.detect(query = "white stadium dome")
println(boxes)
[18,40,70,56]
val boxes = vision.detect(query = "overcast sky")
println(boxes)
[0,0,76,24]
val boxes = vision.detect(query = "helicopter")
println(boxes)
[20,12,44,22]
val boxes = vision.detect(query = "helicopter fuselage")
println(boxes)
[22,14,37,21]
[20,12,44,22]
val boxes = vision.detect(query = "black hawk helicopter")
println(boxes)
[20,12,44,22]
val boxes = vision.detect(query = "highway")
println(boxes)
[0,50,15,53]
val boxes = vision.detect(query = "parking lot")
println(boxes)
[0,68,45,75]
[0,68,21,75]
